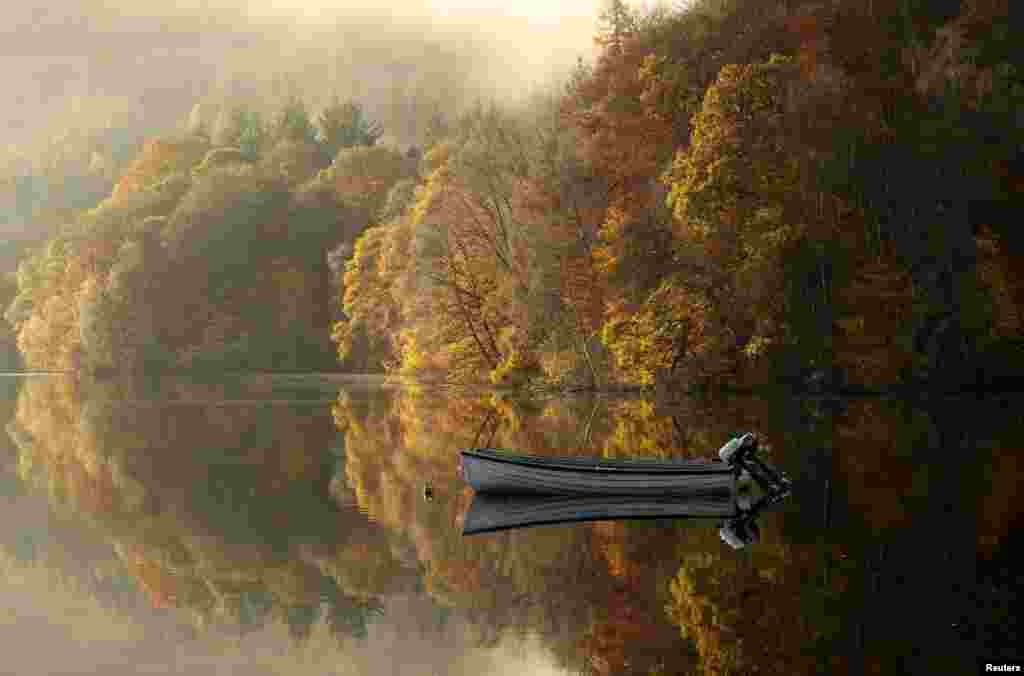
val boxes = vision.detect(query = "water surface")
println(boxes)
[1,374,1019,674]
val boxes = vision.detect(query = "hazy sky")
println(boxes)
[2,0,605,164]
[247,0,600,24]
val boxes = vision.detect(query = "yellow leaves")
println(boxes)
[410,168,445,229]
[591,243,619,277]
[598,399,678,461]
[16,282,80,371]
[601,309,656,385]
[637,53,665,89]
[742,335,773,359]
[600,274,720,386]
[398,329,430,376]
[594,206,630,276]
[665,57,795,225]
[330,320,355,364]
[652,55,814,385]
[422,141,451,171]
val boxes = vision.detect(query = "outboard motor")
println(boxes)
[717,433,794,549]
[719,433,792,494]
[718,433,757,464]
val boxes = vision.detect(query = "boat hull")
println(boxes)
[460,448,736,496]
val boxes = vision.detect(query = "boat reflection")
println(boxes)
[463,486,790,549]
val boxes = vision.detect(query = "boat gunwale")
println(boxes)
[461,448,736,475]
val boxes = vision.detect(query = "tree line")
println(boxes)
[337,0,1022,391]
[1,0,1020,389]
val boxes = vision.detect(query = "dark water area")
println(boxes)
[0,374,1020,675]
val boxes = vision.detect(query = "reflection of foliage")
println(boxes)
[6,375,1018,671]
[332,387,769,673]
[325,596,385,640]
[666,540,848,676]
[833,400,933,532]
[0,273,20,370]
[332,386,1022,673]
[8,377,407,645]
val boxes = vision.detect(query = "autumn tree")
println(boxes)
[400,104,546,383]
[333,223,407,370]
[110,136,209,204]
[328,145,413,232]
[512,87,611,387]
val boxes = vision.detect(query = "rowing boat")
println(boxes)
[459,435,792,547]
[459,447,737,496]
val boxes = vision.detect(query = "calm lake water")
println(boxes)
[1,374,1020,675]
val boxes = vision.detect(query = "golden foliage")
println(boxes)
[111,137,208,204]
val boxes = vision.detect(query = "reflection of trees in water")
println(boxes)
[668,395,1023,675]
[6,378,1019,673]
[333,388,780,674]
[6,377,408,647]
[335,388,1023,674]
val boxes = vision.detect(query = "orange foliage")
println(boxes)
[668,543,842,676]
[567,36,672,207]
[111,137,206,203]
[564,34,675,306]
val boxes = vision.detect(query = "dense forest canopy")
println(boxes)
[1,0,1020,390]
[331,0,1022,390]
